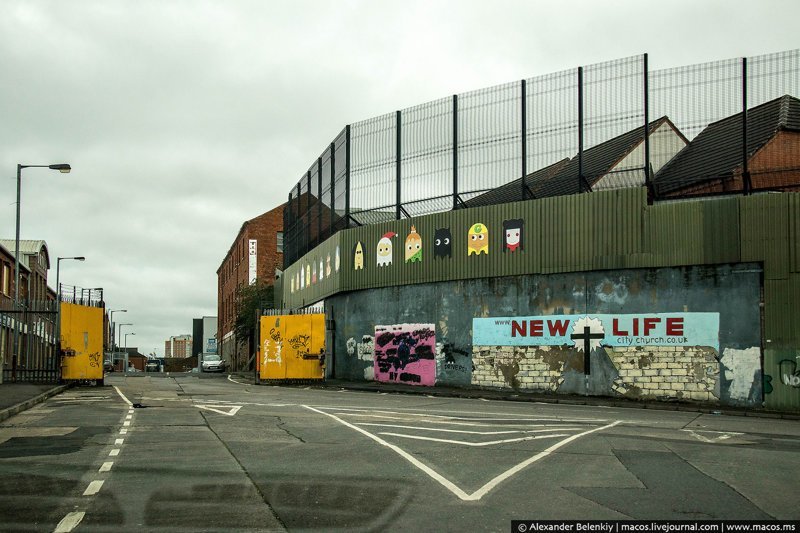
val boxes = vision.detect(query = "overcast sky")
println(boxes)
[1,0,797,357]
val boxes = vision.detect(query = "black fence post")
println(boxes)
[317,157,323,243]
[306,170,311,256]
[521,79,527,201]
[643,53,653,204]
[330,142,336,238]
[742,57,751,195]
[453,94,458,210]
[578,66,585,193]
[396,110,402,220]
[345,125,351,227]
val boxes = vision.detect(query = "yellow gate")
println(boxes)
[259,314,325,381]
[60,302,104,381]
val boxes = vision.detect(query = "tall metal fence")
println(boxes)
[0,298,58,383]
[284,50,800,268]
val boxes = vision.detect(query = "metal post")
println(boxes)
[643,53,652,203]
[56,259,61,361]
[345,125,351,227]
[453,94,459,210]
[317,157,323,243]
[330,141,335,235]
[396,110,402,220]
[521,79,527,200]
[305,170,311,255]
[13,165,22,374]
[578,67,585,193]
[742,57,751,195]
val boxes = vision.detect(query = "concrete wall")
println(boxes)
[328,263,763,407]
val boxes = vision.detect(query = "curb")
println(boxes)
[0,384,72,423]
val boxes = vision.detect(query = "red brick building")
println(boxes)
[165,334,192,358]
[217,204,284,370]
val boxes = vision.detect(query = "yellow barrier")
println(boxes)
[259,314,325,380]
[60,302,104,381]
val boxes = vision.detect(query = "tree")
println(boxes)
[233,281,275,366]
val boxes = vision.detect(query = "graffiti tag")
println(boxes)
[779,359,800,388]
[288,334,310,350]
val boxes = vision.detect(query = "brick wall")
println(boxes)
[217,203,285,369]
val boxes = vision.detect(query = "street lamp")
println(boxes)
[125,332,136,370]
[109,309,127,352]
[55,256,85,361]
[13,163,71,369]
[118,323,132,372]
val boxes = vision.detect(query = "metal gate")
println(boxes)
[1,299,59,383]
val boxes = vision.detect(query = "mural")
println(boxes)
[312,262,317,284]
[468,223,488,256]
[300,265,305,289]
[353,241,365,270]
[503,219,524,253]
[470,313,751,403]
[377,232,396,267]
[319,259,324,281]
[326,254,332,277]
[290,278,295,293]
[335,245,340,272]
[374,324,436,386]
[346,335,375,380]
[405,226,423,263]
[433,228,452,259]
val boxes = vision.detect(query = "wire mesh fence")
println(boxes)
[283,49,800,267]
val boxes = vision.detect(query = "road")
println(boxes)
[0,373,799,532]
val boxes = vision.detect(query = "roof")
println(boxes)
[654,94,800,195]
[535,117,677,199]
[462,159,570,208]
[0,239,48,270]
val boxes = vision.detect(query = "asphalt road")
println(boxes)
[1,373,799,532]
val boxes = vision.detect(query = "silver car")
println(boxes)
[201,354,226,373]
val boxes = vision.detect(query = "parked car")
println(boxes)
[201,354,226,373]
[103,360,114,373]
[146,360,160,372]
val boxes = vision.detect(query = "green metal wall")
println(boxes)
[280,187,800,411]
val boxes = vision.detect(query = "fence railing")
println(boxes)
[284,49,800,268]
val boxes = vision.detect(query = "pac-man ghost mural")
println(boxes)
[335,245,340,272]
[300,265,305,289]
[468,223,489,256]
[326,254,332,277]
[353,241,365,270]
[377,232,396,267]
[305,262,311,286]
[312,262,317,284]
[503,219,524,253]
[405,226,423,263]
[433,228,452,259]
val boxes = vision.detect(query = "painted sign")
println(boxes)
[248,239,257,285]
[473,313,720,351]
[206,338,217,354]
[374,323,436,386]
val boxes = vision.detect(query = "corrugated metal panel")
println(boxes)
[740,193,789,280]
[790,194,800,273]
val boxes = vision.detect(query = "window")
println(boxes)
[2,264,9,296]
[277,232,284,253]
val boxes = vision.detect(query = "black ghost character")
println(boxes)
[433,228,452,259]
[503,219,524,253]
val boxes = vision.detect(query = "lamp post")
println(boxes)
[55,256,85,361]
[108,309,127,353]
[118,323,132,372]
[13,163,71,373]
[125,333,135,371]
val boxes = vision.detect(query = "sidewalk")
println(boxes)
[0,382,72,423]
[230,371,800,420]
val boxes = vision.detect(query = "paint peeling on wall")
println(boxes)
[346,335,376,380]
[374,324,436,386]
[718,347,762,402]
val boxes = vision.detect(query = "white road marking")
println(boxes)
[125,415,132,420]
[356,423,583,435]
[682,429,744,443]
[113,386,133,406]
[196,404,242,416]
[115,439,124,445]
[327,406,606,423]
[82,480,104,496]
[379,431,570,446]
[99,462,113,473]
[123,421,130,427]
[305,404,621,502]
[109,449,120,456]
[53,511,85,533]
[227,374,248,385]
[119,428,127,435]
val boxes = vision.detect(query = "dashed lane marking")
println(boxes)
[99,462,113,473]
[109,449,120,457]
[82,480,104,496]
[53,511,85,533]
